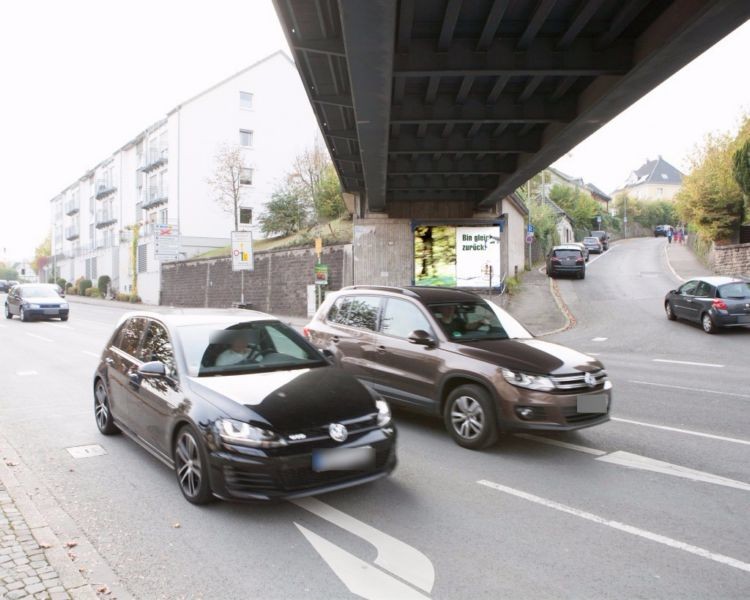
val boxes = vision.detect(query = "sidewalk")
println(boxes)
[663,240,713,282]
[501,267,569,336]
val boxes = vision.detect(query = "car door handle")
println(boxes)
[376,345,387,353]
[128,372,141,388]
[104,357,114,365]
[331,336,340,344]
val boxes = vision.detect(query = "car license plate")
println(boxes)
[43,308,59,315]
[577,394,608,413]
[312,446,375,472]
[738,315,750,324]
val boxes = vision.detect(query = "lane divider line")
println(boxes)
[629,380,750,400]
[82,351,100,358]
[16,371,39,376]
[653,358,724,368]
[477,480,750,573]
[612,417,750,446]
[25,333,53,342]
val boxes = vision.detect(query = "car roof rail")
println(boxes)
[341,285,419,297]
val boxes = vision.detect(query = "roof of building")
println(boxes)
[624,156,684,188]
[548,167,584,187]
[585,183,612,201]
[505,192,530,217]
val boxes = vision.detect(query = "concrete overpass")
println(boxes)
[273,0,750,287]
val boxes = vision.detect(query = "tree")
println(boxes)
[32,233,52,278]
[288,140,346,222]
[732,137,750,224]
[259,185,309,237]
[549,184,599,238]
[207,144,245,231]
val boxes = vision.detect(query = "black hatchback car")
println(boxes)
[93,311,396,504]
[4,283,69,321]
[664,277,750,333]
[546,245,586,279]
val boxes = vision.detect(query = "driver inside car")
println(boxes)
[215,332,258,366]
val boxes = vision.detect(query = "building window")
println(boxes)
[138,244,148,273]
[239,129,253,147]
[239,208,253,225]
[240,167,254,185]
[159,208,168,224]
[240,92,253,110]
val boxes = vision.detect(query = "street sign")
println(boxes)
[596,216,602,223]
[314,263,328,285]
[527,223,535,234]
[525,234,535,244]
[154,223,180,261]
[231,231,254,271]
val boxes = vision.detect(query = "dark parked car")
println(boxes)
[590,230,610,251]
[547,245,586,279]
[305,287,611,450]
[582,236,604,255]
[654,225,670,237]
[4,283,69,321]
[0,279,9,293]
[93,311,396,504]
[664,277,750,333]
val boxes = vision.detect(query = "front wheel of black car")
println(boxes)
[174,425,214,505]
[94,379,120,435]
[665,302,677,321]
[20,307,28,322]
[701,313,717,334]
[444,385,498,450]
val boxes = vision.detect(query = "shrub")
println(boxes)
[128,294,141,303]
[85,287,101,298]
[97,275,111,297]
[116,292,130,302]
[56,278,67,290]
[79,279,93,295]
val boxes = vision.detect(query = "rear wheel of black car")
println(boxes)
[20,307,28,322]
[4,304,11,319]
[579,270,586,280]
[444,385,498,450]
[94,379,120,435]
[701,313,717,334]
[174,425,214,505]
[665,302,677,321]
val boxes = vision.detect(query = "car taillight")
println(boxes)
[712,299,728,310]
[551,257,561,263]
[302,326,311,338]
[576,258,584,264]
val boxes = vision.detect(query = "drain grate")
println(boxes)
[66,445,107,458]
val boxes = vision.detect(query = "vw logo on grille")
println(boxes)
[583,372,596,387]
[329,423,348,443]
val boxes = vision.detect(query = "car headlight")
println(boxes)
[29,303,41,309]
[216,418,287,448]
[60,302,69,308]
[376,399,392,427]
[501,368,555,391]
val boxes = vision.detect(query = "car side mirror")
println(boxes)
[319,349,335,364]
[138,361,167,378]
[408,330,436,347]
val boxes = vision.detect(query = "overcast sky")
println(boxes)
[1,2,748,262]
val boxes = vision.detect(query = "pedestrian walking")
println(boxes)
[674,228,682,244]
[667,227,673,244]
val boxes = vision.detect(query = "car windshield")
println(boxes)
[20,285,61,298]
[717,282,750,299]
[583,237,599,243]
[428,300,531,341]
[177,319,326,377]
[553,249,581,258]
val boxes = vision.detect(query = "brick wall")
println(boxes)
[160,245,352,316]
[711,243,750,278]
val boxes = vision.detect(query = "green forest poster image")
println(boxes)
[414,226,457,286]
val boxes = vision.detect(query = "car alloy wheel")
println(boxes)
[94,380,119,435]
[444,384,498,450]
[174,426,213,504]
[702,313,716,334]
[665,302,677,321]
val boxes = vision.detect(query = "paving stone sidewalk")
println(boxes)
[0,482,70,600]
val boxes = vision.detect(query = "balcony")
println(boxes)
[65,225,80,240]
[138,147,168,173]
[142,186,168,209]
[64,199,80,215]
[95,209,117,228]
[95,181,117,199]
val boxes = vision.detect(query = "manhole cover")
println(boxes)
[66,445,107,459]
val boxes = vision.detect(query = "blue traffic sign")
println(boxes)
[527,224,535,233]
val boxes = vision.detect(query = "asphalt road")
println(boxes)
[1,236,748,599]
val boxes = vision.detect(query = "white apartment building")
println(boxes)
[50,51,321,304]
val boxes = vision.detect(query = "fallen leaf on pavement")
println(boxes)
[65,541,78,548]
[96,584,111,595]
[39,542,52,549]
[5,460,18,467]
[172,522,181,528]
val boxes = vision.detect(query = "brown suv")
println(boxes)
[305,286,612,450]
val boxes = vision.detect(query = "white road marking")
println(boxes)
[596,451,750,492]
[591,337,608,342]
[612,417,750,446]
[514,433,606,456]
[653,358,724,368]
[292,497,434,593]
[25,333,53,342]
[478,480,750,573]
[16,371,38,376]
[82,351,100,358]
[629,380,750,400]
[46,323,73,329]
[295,524,429,600]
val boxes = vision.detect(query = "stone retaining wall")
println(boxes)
[160,245,352,316]
[711,242,750,278]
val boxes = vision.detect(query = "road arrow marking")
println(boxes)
[295,524,430,600]
[478,480,750,573]
[514,433,606,456]
[292,497,434,593]
[596,451,750,492]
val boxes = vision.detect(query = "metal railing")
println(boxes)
[138,147,168,172]
[64,199,80,215]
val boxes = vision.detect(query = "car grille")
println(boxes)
[279,447,391,491]
[561,406,607,424]
[284,414,380,444]
[39,303,61,308]
[550,369,607,391]
[223,467,277,493]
